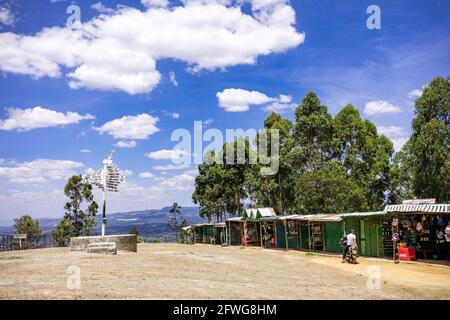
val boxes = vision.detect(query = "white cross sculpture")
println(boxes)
[83,150,124,236]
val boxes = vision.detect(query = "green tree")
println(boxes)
[52,175,98,244]
[294,162,367,214]
[14,215,43,244]
[129,225,139,235]
[246,112,295,214]
[168,202,182,241]
[291,92,334,170]
[52,219,72,247]
[408,76,450,201]
[63,175,98,236]
[332,105,394,210]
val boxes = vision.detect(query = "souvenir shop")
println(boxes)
[384,202,450,260]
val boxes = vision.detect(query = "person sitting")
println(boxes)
[342,229,356,263]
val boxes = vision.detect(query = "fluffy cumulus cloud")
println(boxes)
[141,0,169,8]
[377,126,410,151]
[157,173,195,191]
[408,89,423,99]
[364,100,402,116]
[95,114,159,139]
[145,148,188,160]
[0,106,95,131]
[217,88,293,112]
[0,159,84,184]
[138,171,155,178]
[91,2,115,14]
[0,6,14,26]
[114,140,137,148]
[0,1,304,94]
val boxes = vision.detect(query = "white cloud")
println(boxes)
[114,140,137,148]
[169,71,178,86]
[408,89,422,99]
[120,169,134,176]
[95,114,159,139]
[0,2,303,94]
[0,106,95,131]
[91,2,115,14]
[170,112,180,119]
[377,126,410,151]
[0,7,14,26]
[264,101,296,113]
[80,149,91,153]
[264,95,294,113]
[145,148,188,160]
[217,88,293,112]
[217,88,273,112]
[141,0,169,8]
[158,173,195,191]
[153,163,190,171]
[364,100,402,116]
[138,171,155,178]
[0,159,84,184]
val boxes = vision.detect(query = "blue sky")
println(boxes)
[0,0,449,223]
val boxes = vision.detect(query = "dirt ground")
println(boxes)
[0,243,449,300]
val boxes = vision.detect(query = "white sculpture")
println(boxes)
[83,150,124,236]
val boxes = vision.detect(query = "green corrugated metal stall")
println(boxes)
[228,221,243,245]
[275,220,286,249]
[193,225,203,243]
[286,220,300,249]
[299,223,309,249]
[324,221,344,253]
[339,211,385,257]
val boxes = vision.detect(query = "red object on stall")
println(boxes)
[398,247,416,261]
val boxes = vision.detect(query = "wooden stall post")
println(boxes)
[308,222,312,251]
[283,220,289,251]
[243,221,247,247]
[298,222,303,250]
[260,222,263,247]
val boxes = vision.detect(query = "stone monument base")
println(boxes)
[70,234,137,252]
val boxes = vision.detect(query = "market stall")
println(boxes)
[192,223,214,244]
[384,202,450,261]
[213,222,227,245]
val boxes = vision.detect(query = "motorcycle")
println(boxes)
[345,245,358,264]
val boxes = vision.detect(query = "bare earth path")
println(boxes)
[0,243,449,299]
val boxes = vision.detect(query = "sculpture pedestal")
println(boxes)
[70,234,137,252]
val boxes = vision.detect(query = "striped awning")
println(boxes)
[384,204,450,214]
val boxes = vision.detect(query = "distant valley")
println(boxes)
[0,206,205,242]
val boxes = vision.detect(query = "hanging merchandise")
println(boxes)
[392,217,399,227]
[416,222,423,232]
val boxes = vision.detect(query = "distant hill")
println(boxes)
[0,206,205,241]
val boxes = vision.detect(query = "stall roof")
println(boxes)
[339,211,385,218]
[244,207,277,219]
[277,215,301,220]
[214,222,226,227]
[290,214,342,222]
[226,216,243,222]
[384,204,450,214]
[192,223,215,227]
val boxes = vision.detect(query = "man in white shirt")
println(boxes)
[342,229,357,262]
